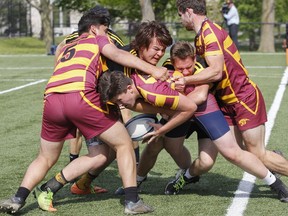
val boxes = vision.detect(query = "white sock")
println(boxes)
[137,175,146,182]
[262,170,276,185]
[184,169,194,179]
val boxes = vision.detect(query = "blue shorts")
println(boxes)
[160,118,209,140]
[160,110,229,141]
[194,110,230,140]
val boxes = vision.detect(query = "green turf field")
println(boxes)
[0,52,288,216]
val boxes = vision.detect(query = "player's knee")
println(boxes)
[199,156,215,171]
[89,154,108,170]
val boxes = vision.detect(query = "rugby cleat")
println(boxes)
[33,187,57,212]
[124,199,154,214]
[70,183,108,195]
[0,196,25,214]
[165,172,200,195]
[270,178,288,203]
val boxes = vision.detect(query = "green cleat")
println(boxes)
[33,187,57,212]
[165,171,200,195]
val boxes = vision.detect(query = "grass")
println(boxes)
[0,47,288,215]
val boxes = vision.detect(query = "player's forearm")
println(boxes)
[158,110,194,135]
[103,44,155,75]
[185,67,222,85]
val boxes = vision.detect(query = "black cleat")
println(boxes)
[270,178,288,202]
[165,172,200,195]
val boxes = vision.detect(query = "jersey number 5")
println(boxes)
[60,44,76,62]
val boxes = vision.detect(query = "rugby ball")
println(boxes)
[125,114,158,141]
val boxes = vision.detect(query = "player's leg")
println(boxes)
[187,110,288,201]
[113,137,165,195]
[70,137,115,194]
[232,88,288,176]
[34,141,110,212]
[121,108,140,165]
[99,121,153,214]
[68,129,83,162]
[136,137,164,183]
[165,138,217,195]
[189,138,217,176]
[211,124,288,202]
[164,136,191,169]
[229,125,245,149]
[242,125,288,176]
[0,138,64,213]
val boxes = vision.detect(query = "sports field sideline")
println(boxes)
[0,53,288,215]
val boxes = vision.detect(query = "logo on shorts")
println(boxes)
[239,118,250,126]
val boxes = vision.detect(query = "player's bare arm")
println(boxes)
[186,84,210,105]
[102,43,168,81]
[182,54,224,86]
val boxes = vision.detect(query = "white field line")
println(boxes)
[226,66,288,216]
[0,79,47,95]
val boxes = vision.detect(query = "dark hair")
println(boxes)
[98,71,132,103]
[78,6,111,35]
[170,41,195,64]
[176,0,207,15]
[131,21,173,52]
[89,5,110,18]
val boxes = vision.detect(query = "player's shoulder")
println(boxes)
[107,29,125,48]
[162,58,175,70]
[65,31,79,44]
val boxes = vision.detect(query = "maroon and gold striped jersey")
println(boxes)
[195,20,257,104]
[131,72,180,110]
[65,29,124,48]
[45,34,111,94]
[64,29,125,72]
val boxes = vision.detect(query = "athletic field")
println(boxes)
[0,53,287,216]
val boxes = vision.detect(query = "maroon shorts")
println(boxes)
[41,90,119,142]
[219,87,267,131]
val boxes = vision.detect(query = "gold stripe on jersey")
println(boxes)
[137,86,179,110]
[46,35,100,94]
[136,73,158,84]
[100,56,109,72]
[80,91,109,114]
[45,82,84,94]
[239,80,259,115]
[194,62,204,74]
[47,70,86,83]
[65,31,78,43]
[124,49,138,77]
[162,58,172,67]
[54,56,93,71]
[201,24,222,57]
[107,31,124,47]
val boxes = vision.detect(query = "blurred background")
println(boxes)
[0,0,287,54]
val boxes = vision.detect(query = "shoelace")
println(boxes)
[173,175,186,191]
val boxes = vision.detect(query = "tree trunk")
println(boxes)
[39,0,53,54]
[26,0,53,54]
[139,0,155,22]
[258,0,275,52]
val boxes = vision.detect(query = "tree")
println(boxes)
[26,0,53,54]
[235,0,262,51]
[139,0,155,21]
[258,0,275,52]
